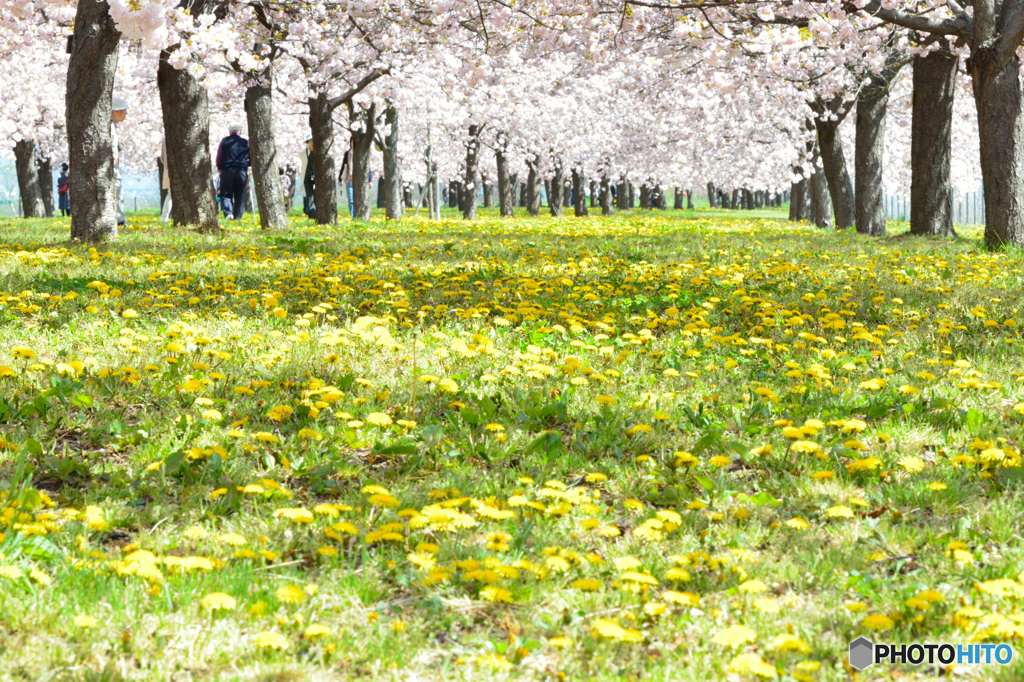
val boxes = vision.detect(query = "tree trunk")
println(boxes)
[496,148,514,217]
[526,155,541,216]
[549,159,564,217]
[973,51,1024,247]
[14,140,44,218]
[244,80,287,229]
[158,44,219,231]
[799,182,815,221]
[616,178,628,210]
[483,178,493,207]
[673,188,682,210]
[349,102,375,222]
[66,0,121,240]
[730,189,739,209]
[376,180,385,209]
[404,185,413,209]
[572,167,588,216]
[37,155,54,217]
[460,125,480,220]
[789,181,803,221]
[628,182,636,208]
[855,83,888,236]
[743,188,755,210]
[911,49,957,237]
[308,93,339,224]
[381,106,402,221]
[600,173,613,215]
[707,181,717,208]
[687,189,694,209]
[655,185,667,210]
[811,167,832,228]
[815,118,855,229]
[590,181,597,208]
[639,184,651,210]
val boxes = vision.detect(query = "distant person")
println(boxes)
[280,165,294,215]
[159,139,172,223]
[215,123,250,220]
[299,136,315,219]
[112,96,129,228]
[339,143,354,218]
[57,163,70,217]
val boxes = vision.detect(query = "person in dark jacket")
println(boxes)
[58,163,70,217]
[300,137,315,219]
[216,124,250,220]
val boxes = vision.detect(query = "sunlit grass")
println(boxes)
[0,210,1022,680]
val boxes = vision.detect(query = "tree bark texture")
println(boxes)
[461,124,480,220]
[38,155,54,217]
[349,102,375,222]
[158,41,219,231]
[244,80,288,229]
[496,148,514,217]
[600,174,613,215]
[640,184,651,210]
[572,167,588,217]
[526,156,541,216]
[66,0,120,240]
[707,181,717,208]
[382,106,402,221]
[617,178,629,211]
[482,177,493,208]
[911,49,957,238]
[549,159,564,217]
[855,82,889,236]
[815,117,855,229]
[14,140,44,218]
[811,168,832,228]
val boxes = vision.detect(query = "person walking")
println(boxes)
[112,96,129,229]
[57,163,70,217]
[339,143,354,218]
[299,137,315,219]
[280,165,294,215]
[215,123,250,220]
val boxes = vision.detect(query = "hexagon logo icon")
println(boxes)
[849,636,875,671]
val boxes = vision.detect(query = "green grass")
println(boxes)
[0,209,1020,681]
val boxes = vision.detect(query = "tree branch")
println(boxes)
[851,0,971,37]
[327,69,389,110]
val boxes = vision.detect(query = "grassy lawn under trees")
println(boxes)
[1,210,1022,681]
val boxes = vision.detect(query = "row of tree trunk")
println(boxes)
[706,184,784,210]
[56,5,985,243]
[800,48,958,239]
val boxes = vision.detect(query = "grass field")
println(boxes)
[0,208,1021,681]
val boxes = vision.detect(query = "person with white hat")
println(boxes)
[111,96,129,228]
